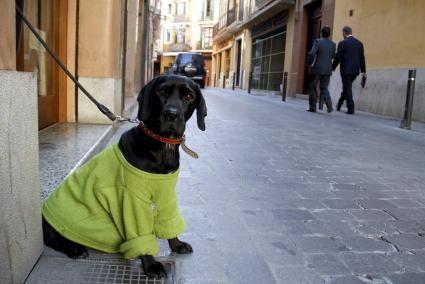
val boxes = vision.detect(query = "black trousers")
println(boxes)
[337,74,358,113]
[308,74,332,110]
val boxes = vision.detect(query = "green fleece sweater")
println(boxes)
[42,143,185,259]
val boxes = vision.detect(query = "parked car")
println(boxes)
[171,52,206,88]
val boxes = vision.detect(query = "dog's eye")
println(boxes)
[183,94,193,101]
[157,89,166,96]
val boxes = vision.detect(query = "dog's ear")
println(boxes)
[137,77,161,121]
[192,82,207,131]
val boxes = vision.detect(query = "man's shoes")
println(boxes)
[306,109,316,113]
[345,111,355,115]
[336,105,341,111]
[327,105,333,113]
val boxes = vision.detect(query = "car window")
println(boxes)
[177,54,204,66]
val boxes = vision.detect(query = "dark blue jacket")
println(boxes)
[332,36,366,75]
[308,38,336,75]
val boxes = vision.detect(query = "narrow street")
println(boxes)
[173,88,425,283]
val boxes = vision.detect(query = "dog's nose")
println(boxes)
[164,109,179,122]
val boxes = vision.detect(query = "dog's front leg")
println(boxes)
[140,255,167,278]
[168,237,193,254]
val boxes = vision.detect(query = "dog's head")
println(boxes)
[137,75,207,138]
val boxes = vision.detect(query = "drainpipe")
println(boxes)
[120,0,128,114]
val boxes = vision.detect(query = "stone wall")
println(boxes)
[0,70,43,283]
[329,68,425,122]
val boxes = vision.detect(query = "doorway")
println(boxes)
[303,0,322,93]
[16,0,68,130]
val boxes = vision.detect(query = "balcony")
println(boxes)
[255,0,274,9]
[213,7,237,38]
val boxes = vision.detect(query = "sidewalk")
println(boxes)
[28,87,425,283]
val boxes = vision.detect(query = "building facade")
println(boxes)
[329,0,425,121]
[212,0,425,122]
[10,0,159,129]
[158,0,219,85]
[212,0,295,91]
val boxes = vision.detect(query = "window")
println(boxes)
[201,27,213,49]
[166,30,171,43]
[205,0,212,19]
[168,3,172,14]
[177,2,185,15]
[176,28,185,44]
[251,30,286,91]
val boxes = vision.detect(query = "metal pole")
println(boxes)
[248,72,252,94]
[232,72,236,90]
[282,72,288,101]
[222,75,226,89]
[400,69,416,130]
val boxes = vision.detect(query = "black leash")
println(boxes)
[16,5,138,123]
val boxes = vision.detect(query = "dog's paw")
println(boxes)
[168,238,193,254]
[141,255,167,278]
[64,244,89,259]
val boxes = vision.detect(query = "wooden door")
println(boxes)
[16,0,67,130]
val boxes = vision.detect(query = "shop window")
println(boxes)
[251,29,286,91]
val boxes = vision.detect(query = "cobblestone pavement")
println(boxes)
[173,87,425,283]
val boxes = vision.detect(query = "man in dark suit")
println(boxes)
[307,26,336,113]
[332,26,366,114]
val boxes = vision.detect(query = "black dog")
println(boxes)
[42,75,207,278]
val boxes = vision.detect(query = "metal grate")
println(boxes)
[26,256,176,284]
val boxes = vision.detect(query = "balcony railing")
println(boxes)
[213,7,237,37]
[255,0,273,9]
[238,0,244,21]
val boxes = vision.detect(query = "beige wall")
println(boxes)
[77,0,123,123]
[0,0,16,70]
[242,29,252,90]
[134,0,144,93]
[125,0,141,97]
[284,7,295,96]
[333,0,425,69]
[78,0,122,78]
